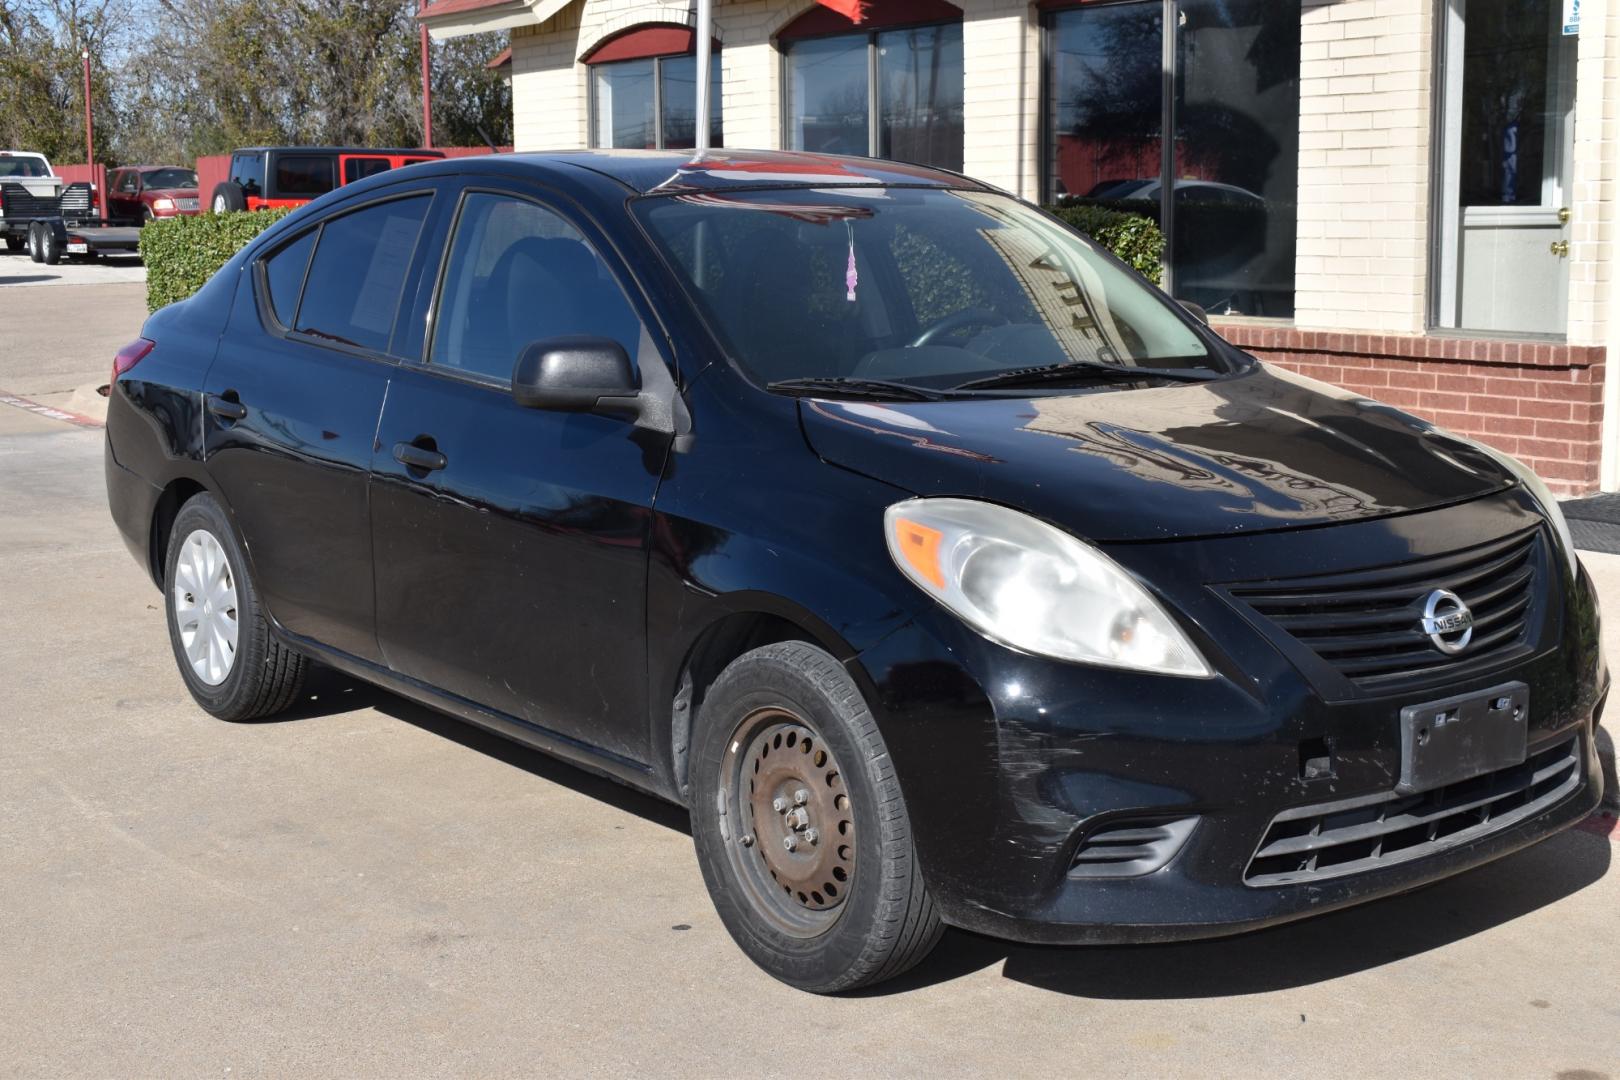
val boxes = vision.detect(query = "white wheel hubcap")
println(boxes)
[173,529,239,686]
[213,195,227,212]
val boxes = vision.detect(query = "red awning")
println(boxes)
[814,0,866,21]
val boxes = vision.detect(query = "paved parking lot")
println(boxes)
[1,281,1617,1078]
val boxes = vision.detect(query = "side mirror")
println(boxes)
[512,335,641,416]
[1178,300,1210,325]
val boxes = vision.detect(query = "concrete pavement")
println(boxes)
[1,281,1617,1078]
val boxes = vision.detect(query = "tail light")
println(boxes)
[112,337,155,386]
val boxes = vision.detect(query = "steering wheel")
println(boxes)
[909,308,1009,348]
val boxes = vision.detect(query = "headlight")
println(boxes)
[884,498,1211,677]
[1464,440,1581,577]
[152,197,174,211]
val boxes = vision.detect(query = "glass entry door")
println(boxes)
[1434,0,1576,334]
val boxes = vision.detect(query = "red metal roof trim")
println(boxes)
[778,0,960,41]
[582,24,720,64]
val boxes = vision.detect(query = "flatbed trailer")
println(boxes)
[0,181,142,264]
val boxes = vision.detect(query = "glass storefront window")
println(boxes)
[784,23,964,171]
[590,49,721,151]
[1433,0,1575,334]
[1046,0,1300,319]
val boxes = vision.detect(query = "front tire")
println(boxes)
[690,641,943,993]
[27,222,44,262]
[163,493,307,721]
[39,226,60,265]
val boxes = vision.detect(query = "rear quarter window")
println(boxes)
[293,195,431,353]
[260,229,317,329]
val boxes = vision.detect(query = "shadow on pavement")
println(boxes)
[273,666,1611,999]
[0,274,61,286]
[278,663,692,836]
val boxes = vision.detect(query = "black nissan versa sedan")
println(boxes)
[105,150,1606,992]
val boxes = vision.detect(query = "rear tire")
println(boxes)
[3,235,22,253]
[39,226,60,265]
[690,641,943,993]
[163,492,307,721]
[211,182,246,213]
[27,222,43,262]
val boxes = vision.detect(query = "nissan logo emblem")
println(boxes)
[1419,588,1474,654]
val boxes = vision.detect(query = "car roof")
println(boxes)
[383,148,989,197]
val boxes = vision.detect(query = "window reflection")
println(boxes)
[1047,0,1299,319]
[878,25,964,170]
[786,35,870,157]
[592,59,656,149]
[659,54,724,150]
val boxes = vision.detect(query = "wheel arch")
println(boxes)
[666,598,864,804]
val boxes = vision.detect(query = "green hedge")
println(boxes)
[139,209,293,312]
[1045,203,1165,286]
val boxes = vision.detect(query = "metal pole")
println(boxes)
[419,1,434,148]
[81,46,97,215]
[694,0,712,156]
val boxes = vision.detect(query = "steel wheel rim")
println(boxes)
[718,706,856,938]
[173,529,239,686]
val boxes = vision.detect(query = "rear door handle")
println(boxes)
[205,392,246,421]
[393,440,447,472]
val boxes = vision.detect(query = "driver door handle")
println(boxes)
[205,393,246,421]
[393,440,447,472]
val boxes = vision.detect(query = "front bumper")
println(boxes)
[852,490,1607,945]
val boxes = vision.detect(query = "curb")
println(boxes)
[0,390,105,429]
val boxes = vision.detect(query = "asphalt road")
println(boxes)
[2,281,1617,1078]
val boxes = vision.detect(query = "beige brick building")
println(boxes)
[424,0,1620,493]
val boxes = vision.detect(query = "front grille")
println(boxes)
[176,198,199,211]
[1228,527,1544,690]
[1245,736,1581,886]
[1068,815,1198,878]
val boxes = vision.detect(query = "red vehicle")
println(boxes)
[211,147,445,213]
[106,165,201,223]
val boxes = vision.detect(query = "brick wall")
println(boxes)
[1295,0,1433,335]
[1215,322,1607,493]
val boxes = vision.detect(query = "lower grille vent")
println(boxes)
[1069,815,1198,879]
[1245,736,1581,886]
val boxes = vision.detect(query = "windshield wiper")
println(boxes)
[766,376,952,401]
[954,359,1220,391]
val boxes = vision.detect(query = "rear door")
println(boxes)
[202,184,440,663]
[368,182,670,761]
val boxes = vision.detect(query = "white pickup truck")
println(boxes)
[0,151,63,251]
[0,151,138,263]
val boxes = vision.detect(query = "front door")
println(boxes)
[369,186,669,762]
[202,189,436,664]
[1436,0,1576,334]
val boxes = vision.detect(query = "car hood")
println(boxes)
[146,187,199,199]
[798,364,1516,542]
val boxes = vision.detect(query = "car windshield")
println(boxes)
[0,156,49,178]
[634,186,1214,391]
[143,168,197,189]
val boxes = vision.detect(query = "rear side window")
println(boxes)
[294,196,430,353]
[343,157,392,184]
[275,155,336,197]
[429,192,643,382]
[261,229,317,328]
[230,153,265,194]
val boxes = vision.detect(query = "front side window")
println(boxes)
[116,170,140,193]
[431,192,643,382]
[1046,0,1300,318]
[589,34,722,151]
[784,24,964,170]
[275,155,336,198]
[636,186,1209,389]
[294,196,430,353]
[344,157,392,184]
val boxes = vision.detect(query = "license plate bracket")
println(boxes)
[1397,681,1529,794]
